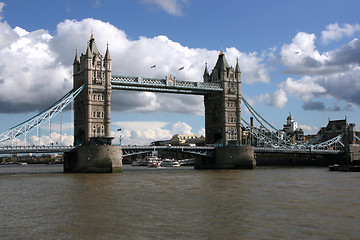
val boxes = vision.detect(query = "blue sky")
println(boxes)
[0,0,360,146]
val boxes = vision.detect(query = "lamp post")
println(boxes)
[117,128,122,146]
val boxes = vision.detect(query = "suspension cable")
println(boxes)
[0,84,84,144]
[241,96,297,147]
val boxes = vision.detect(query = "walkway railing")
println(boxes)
[111,75,223,95]
[121,145,216,157]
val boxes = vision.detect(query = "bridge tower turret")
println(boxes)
[73,33,112,146]
[204,49,242,146]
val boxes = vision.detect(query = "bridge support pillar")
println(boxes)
[349,144,360,162]
[64,145,122,173]
[195,145,255,169]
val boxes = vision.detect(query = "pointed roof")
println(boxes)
[105,43,111,60]
[88,32,99,55]
[73,48,80,64]
[203,61,209,77]
[235,57,241,73]
[287,112,293,120]
[89,38,100,55]
[85,42,92,58]
[214,48,229,71]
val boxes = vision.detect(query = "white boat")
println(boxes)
[178,158,195,166]
[132,155,161,167]
[131,159,147,166]
[131,160,142,166]
[160,158,180,167]
[147,156,161,167]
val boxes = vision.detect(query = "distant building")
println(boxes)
[318,119,357,146]
[151,140,171,146]
[170,134,205,146]
[283,113,298,135]
[282,113,304,142]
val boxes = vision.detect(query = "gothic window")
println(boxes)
[93,71,103,85]
[101,112,104,118]
[226,128,237,140]
[227,114,236,122]
[97,95,101,101]
[92,126,96,137]
[97,112,100,118]
[227,101,235,108]
[93,112,96,118]
[93,95,96,101]
[228,83,236,94]
[97,60,101,67]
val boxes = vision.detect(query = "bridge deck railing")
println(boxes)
[254,147,344,154]
[111,75,223,94]
[0,145,75,154]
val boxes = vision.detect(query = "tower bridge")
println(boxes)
[1,34,359,172]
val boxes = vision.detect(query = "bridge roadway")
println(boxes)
[0,145,75,154]
[0,145,344,155]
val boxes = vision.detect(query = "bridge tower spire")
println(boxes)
[204,49,242,146]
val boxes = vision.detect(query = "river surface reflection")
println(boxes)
[1,164,359,239]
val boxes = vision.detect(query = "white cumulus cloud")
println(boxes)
[275,25,360,111]
[280,76,327,103]
[111,120,199,145]
[0,17,269,115]
[268,89,288,109]
[321,23,360,45]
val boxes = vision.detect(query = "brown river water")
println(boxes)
[0,164,359,240]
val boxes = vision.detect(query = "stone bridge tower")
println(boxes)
[73,33,112,146]
[65,33,122,173]
[203,49,242,146]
